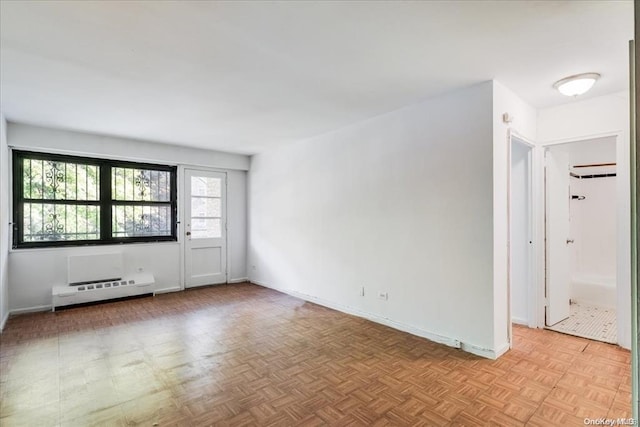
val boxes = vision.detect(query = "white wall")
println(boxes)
[510,141,531,325]
[249,82,499,357]
[0,116,9,330]
[7,123,249,171]
[571,176,617,282]
[492,81,537,348]
[10,244,180,310]
[7,123,249,311]
[227,169,247,282]
[538,91,631,349]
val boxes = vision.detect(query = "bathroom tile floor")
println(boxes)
[546,303,616,344]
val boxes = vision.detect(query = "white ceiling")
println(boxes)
[0,1,633,154]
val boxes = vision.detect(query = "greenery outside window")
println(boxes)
[13,151,177,248]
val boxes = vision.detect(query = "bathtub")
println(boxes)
[571,275,616,308]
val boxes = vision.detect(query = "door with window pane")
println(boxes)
[184,169,227,287]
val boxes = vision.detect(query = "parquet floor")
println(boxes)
[0,283,633,426]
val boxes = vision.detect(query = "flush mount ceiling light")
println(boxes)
[553,73,601,97]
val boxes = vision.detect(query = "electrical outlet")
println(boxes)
[378,292,388,300]
[137,267,144,273]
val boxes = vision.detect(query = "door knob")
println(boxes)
[566,239,574,244]
[186,231,191,236]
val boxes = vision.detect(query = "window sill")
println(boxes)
[9,240,180,254]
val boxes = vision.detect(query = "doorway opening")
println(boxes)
[509,134,535,342]
[544,136,617,343]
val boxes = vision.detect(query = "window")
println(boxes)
[13,151,177,248]
[190,175,222,238]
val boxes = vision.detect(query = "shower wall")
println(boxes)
[569,169,616,307]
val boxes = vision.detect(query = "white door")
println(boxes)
[545,149,571,326]
[184,169,227,288]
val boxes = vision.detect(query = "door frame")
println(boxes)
[178,165,229,290]
[507,130,536,348]
[536,131,626,343]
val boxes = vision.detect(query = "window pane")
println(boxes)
[191,218,221,239]
[112,167,171,201]
[112,205,172,237]
[191,197,221,218]
[15,152,177,248]
[23,159,99,201]
[191,176,220,197]
[23,203,100,241]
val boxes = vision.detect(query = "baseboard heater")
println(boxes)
[52,253,155,311]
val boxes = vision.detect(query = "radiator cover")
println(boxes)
[52,272,155,310]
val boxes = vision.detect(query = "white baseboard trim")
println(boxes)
[228,277,249,284]
[10,305,52,315]
[251,279,500,359]
[154,286,182,294]
[0,310,9,332]
[493,342,511,359]
[512,317,528,326]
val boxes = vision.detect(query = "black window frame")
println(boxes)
[13,150,178,249]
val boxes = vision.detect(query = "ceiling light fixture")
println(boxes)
[553,73,600,97]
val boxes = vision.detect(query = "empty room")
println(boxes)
[1,1,638,426]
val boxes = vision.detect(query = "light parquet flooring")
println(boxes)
[0,283,633,426]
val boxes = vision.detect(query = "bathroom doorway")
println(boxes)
[544,136,617,343]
